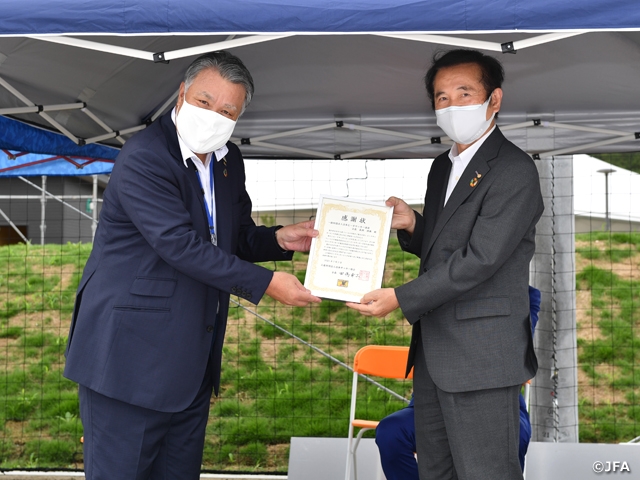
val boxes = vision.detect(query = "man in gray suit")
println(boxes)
[347,49,543,479]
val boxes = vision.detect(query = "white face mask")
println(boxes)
[435,96,494,145]
[176,99,236,154]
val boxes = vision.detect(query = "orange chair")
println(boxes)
[345,345,413,480]
[523,378,532,412]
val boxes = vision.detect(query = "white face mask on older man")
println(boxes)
[176,99,237,154]
[435,95,494,146]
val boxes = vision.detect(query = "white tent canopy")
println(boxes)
[1,1,640,163]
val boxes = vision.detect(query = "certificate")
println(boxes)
[304,195,393,303]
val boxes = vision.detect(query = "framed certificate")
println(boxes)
[304,195,393,303]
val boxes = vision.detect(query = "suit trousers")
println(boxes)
[413,341,522,480]
[79,359,214,480]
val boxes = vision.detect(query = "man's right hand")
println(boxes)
[386,196,416,235]
[265,271,322,307]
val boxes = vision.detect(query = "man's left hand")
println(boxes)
[276,220,318,252]
[346,288,400,317]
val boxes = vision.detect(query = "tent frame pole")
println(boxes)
[40,175,46,245]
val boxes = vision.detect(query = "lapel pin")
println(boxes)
[475,170,482,178]
[223,169,228,177]
[470,177,478,188]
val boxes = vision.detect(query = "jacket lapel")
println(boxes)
[424,128,505,258]
[213,154,232,253]
[420,156,450,266]
[160,112,217,243]
[160,112,183,166]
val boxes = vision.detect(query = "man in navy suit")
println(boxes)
[64,51,321,479]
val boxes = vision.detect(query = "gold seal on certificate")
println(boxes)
[304,195,393,303]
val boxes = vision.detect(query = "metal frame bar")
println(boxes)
[538,133,638,157]
[40,175,46,245]
[379,33,504,51]
[28,34,292,62]
[0,206,29,243]
[18,176,95,221]
[0,75,80,143]
[251,123,337,142]
[0,103,85,115]
[3,31,635,164]
[26,35,154,60]
[163,35,293,61]
[85,124,146,145]
[234,117,638,160]
[377,31,585,52]
[150,90,180,122]
[540,121,630,137]
[82,107,126,144]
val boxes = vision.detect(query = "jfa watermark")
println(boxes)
[593,461,632,474]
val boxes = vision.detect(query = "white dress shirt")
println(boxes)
[444,125,496,206]
[171,107,228,234]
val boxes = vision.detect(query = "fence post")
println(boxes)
[40,175,47,245]
[530,155,579,442]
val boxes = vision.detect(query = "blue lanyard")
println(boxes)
[196,163,216,245]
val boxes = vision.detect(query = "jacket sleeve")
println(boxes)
[397,210,424,258]
[114,143,275,304]
[228,143,293,264]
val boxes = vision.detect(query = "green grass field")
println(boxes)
[0,234,638,470]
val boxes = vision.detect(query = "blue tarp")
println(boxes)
[0,116,118,176]
[0,151,115,177]
[2,0,639,35]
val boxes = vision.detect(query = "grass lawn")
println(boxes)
[0,233,637,470]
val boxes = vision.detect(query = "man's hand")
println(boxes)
[265,271,322,306]
[275,220,319,252]
[346,288,400,317]
[386,197,416,235]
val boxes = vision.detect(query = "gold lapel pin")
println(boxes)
[475,170,482,178]
[470,177,478,187]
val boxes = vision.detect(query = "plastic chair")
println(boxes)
[345,345,413,480]
[524,379,532,412]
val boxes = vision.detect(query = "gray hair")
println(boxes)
[183,51,254,115]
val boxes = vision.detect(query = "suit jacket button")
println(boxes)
[246,293,252,300]
[423,267,428,272]
[206,325,214,333]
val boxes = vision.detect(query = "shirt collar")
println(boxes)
[171,107,229,168]
[448,125,496,164]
